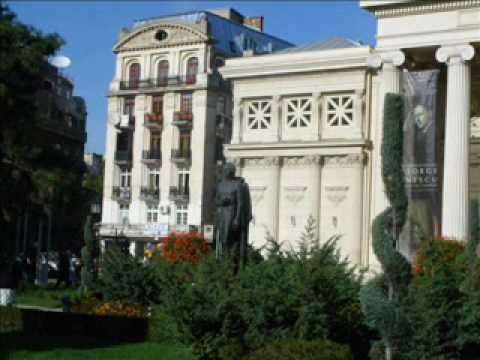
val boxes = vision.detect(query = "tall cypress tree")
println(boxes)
[360,93,411,360]
[81,216,99,293]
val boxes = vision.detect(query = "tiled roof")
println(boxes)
[274,37,363,54]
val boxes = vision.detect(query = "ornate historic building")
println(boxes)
[221,0,480,268]
[99,8,292,252]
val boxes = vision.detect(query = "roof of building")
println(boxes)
[132,8,293,57]
[273,37,363,54]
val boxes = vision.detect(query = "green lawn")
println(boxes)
[1,332,196,360]
[16,285,78,309]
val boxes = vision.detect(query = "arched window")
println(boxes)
[157,60,169,86]
[128,63,140,89]
[186,57,198,84]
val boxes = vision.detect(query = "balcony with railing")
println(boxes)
[140,186,160,204]
[172,111,193,127]
[169,186,189,203]
[142,150,162,165]
[114,150,132,164]
[171,148,191,165]
[112,187,131,204]
[144,113,163,129]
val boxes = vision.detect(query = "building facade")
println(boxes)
[99,9,292,252]
[221,0,480,269]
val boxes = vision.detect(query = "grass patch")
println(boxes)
[1,332,196,360]
[16,285,78,309]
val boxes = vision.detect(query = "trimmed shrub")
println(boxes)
[0,306,22,333]
[244,339,353,360]
[97,245,161,306]
[148,306,182,344]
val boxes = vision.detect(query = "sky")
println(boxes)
[8,1,377,155]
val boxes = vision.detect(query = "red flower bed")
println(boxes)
[161,232,210,265]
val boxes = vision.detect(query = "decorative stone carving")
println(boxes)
[371,1,480,18]
[284,186,307,205]
[249,186,266,205]
[367,50,405,69]
[115,24,208,52]
[323,154,365,168]
[283,156,321,167]
[436,44,475,64]
[244,157,281,168]
[325,186,349,207]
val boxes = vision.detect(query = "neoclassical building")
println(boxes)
[221,0,480,268]
[99,9,292,253]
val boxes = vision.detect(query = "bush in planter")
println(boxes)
[244,339,353,360]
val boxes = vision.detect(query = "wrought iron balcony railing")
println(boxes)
[142,150,162,164]
[140,186,160,203]
[172,111,193,127]
[171,149,191,163]
[169,186,189,202]
[112,187,131,203]
[144,113,163,128]
[114,151,132,163]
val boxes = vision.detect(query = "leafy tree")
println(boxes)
[0,4,64,228]
[360,93,411,360]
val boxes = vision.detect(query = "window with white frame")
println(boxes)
[177,167,190,195]
[285,97,312,128]
[146,204,160,223]
[119,204,129,224]
[326,94,355,127]
[176,204,188,226]
[148,167,160,190]
[120,167,131,188]
[246,100,272,130]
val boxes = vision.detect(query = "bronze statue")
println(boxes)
[215,162,252,269]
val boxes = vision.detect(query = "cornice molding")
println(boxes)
[221,47,371,80]
[371,1,480,18]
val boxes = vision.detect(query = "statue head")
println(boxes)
[413,104,432,130]
[223,162,236,180]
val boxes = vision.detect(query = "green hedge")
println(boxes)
[0,306,22,333]
[244,339,353,360]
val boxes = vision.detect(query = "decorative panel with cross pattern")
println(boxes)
[326,94,355,127]
[285,97,312,128]
[246,100,272,130]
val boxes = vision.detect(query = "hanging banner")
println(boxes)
[400,70,442,261]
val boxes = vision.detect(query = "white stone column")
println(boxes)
[160,92,175,225]
[231,99,242,144]
[130,95,147,224]
[436,44,475,240]
[102,97,120,225]
[268,157,281,240]
[272,95,282,141]
[312,92,322,140]
[305,155,322,238]
[368,51,405,219]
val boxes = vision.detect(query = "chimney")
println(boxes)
[244,16,264,32]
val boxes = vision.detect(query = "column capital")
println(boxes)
[436,44,475,64]
[367,50,406,69]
